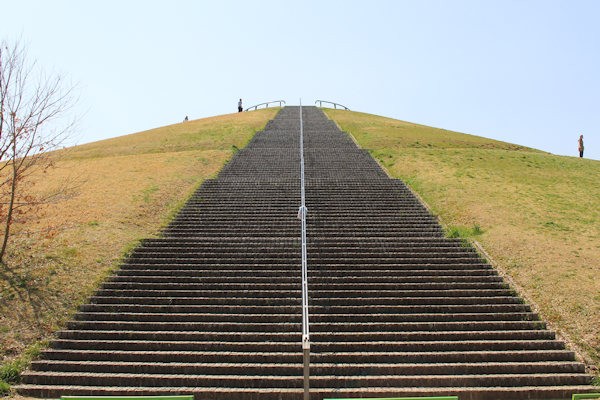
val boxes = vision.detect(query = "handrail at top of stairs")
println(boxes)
[298,102,310,400]
[315,99,350,110]
[244,100,286,111]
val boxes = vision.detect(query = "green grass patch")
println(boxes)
[142,184,160,203]
[0,340,47,390]
[573,393,600,399]
[0,379,10,396]
[0,361,19,384]
[447,224,484,239]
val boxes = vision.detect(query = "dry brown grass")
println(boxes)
[325,109,600,370]
[0,109,278,368]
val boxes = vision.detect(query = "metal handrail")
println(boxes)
[244,100,286,111]
[298,102,310,400]
[315,100,350,110]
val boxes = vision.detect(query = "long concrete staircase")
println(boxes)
[17,106,595,399]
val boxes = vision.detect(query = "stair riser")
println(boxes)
[50,340,566,353]
[29,361,584,375]
[21,373,591,388]
[16,386,599,400]
[55,330,555,342]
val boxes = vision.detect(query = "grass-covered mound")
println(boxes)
[325,109,600,370]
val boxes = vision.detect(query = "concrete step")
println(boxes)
[80,304,532,315]
[55,329,556,342]
[162,231,300,237]
[310,321,548,332]
[93,288,518,298]
[118,263,302,271]
[50,340,302,352]
[88,295,525,306]
[118,263,493,271]
[105,275,504,285]
[38,348,576,364]
[39,349,303,363]
[114,267,496,277]
[29,360,584,376]
[15,383,599,400]
[121,256,301,265]
[97,282,512,292]
[62,314,545,333]
[64,320,546,332]
[49,339,566,353]
[310,350,577,364]
[66,321,301,332]
[71,311,539,324]
[133,243,470,251]
[19,370,592,389]
[73,312,305,323]
[57,330,302,342]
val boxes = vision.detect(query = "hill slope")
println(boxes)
[1,106,598,394]
[324,109,600,370]
[0,108,279,389]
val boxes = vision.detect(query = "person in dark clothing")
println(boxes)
[238,99,243,113]
[578,135,584,158]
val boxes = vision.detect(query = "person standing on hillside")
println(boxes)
[578,134,584,158]
[238,99,243,113]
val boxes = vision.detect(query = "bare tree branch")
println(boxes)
[0,38,77,264]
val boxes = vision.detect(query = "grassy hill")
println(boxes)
[0,108,279,392]
[324,109,600,371]
[1,106,598,393]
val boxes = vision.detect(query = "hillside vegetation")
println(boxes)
[324,109,600,369]
[0,108,279,388]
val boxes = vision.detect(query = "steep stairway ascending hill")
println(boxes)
[300,107,595,400]
[17,106,595,400]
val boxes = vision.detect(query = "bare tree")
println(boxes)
[0,39,76,266]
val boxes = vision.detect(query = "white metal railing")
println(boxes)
[315,99,350,110]
[297,102,310,400]
[244,100,286,111]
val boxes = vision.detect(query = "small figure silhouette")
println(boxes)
[238,99,243,113]
[578,134,584,158]
[184,116,188,122]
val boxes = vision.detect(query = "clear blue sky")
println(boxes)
[2,0,599,160]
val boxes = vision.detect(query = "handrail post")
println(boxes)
[298,101,310,400]
[303,339,310,400]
